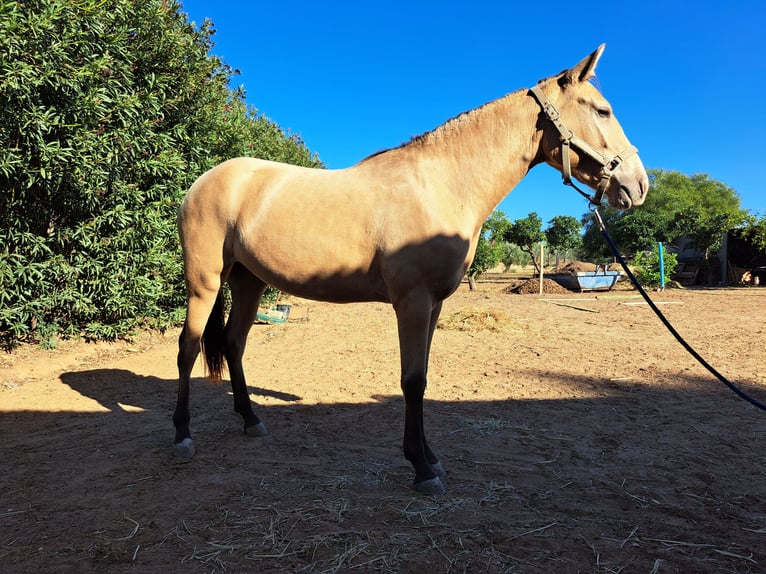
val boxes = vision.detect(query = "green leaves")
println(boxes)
[0,0,321,348]
[545,215,582,254]
[633,244,678,288]
[580,169,750,267]
[502,212,545,274]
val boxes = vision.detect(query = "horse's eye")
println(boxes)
[597,108,611,119]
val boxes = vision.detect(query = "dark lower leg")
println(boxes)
[174,325,198,446]
[422,301,443,473]
[172,388,192,444]
[395,293,445,493]
[228,357,262,430]
[225,265,266,432]
[402,373,441,485]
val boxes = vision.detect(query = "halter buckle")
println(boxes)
[542,102,560,122]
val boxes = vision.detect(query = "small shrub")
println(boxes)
[633,245,678,288]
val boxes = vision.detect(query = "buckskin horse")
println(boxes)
[173,45,648,494]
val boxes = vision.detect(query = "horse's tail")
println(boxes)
[201,290,226,383]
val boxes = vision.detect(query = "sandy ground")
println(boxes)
[1,282,765,573]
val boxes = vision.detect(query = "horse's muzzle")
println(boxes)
[609,161,648,209]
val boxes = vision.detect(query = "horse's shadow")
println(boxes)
[58,369,302,415]
[9,365,766,505]
[43,366,766,505]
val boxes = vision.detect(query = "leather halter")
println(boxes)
[528,85,638,206]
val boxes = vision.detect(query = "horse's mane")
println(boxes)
[355,72,599,166]
[356,87,528,165]
[356,71,603,166]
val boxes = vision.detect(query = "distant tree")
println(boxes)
[503,212,545,274]
[739,213,766,252]
[499,242,532,267]
[483,210,512,241]
[466,227,500,290]
[466,210,509,289]
[545,215,582,266]
[675,175,747,282]
[582,206,676,265]
[580,208,618,263]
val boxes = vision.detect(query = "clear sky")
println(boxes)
[180,0,765,226]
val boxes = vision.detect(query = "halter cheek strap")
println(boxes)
[528,85,638,206]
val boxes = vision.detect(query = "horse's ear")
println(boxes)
[559,44,606,86]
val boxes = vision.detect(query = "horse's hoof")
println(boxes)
[245,422,268,437]
[173,438,195,458]
[414,476,446,496]
[431,461,446,480]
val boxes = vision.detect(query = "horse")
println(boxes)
[173,44,648,495]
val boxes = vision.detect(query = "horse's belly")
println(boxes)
[277,274,390,304]
[255,263,391,304]
[236,243,389,303]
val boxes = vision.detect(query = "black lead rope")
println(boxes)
[592,207,766,412]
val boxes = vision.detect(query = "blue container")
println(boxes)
[549,270,622,292]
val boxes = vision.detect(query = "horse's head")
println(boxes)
[532,44,648,209]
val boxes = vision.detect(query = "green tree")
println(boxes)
[545,215,581,266]
[466,210,509,289]
[503,212,545,274]
[483,209,512,242]
[645,171,747,283]
[0,0,320,348]
[739,213,766,252]
[499,242,531,267]
[466,227,500,290]
[580,170,748,282]
[581,206,675,264]
[580,208,617,263]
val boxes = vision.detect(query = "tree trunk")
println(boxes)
[524,248,540,275]
[467,274,477,290]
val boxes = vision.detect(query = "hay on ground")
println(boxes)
[437,307,521,332]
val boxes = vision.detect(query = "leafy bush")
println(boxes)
[633,245,678,288]
[0,0,321,348]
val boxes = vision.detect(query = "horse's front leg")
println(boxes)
[395,295,446,495]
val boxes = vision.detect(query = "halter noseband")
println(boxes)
[528,85,638,206]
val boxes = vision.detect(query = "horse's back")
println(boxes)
[178,156,474,304]
[179,158,391,300]
[181,157,298,220]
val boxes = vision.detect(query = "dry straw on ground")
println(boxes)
[437,307,524,332]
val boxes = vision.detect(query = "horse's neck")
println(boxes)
[405,89,543,229]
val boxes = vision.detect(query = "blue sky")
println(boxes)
[181,0,765,226]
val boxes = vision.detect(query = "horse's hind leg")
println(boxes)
[225,264,268,436]
[174,281,221,458]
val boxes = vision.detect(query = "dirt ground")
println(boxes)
[1,282,765,573]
